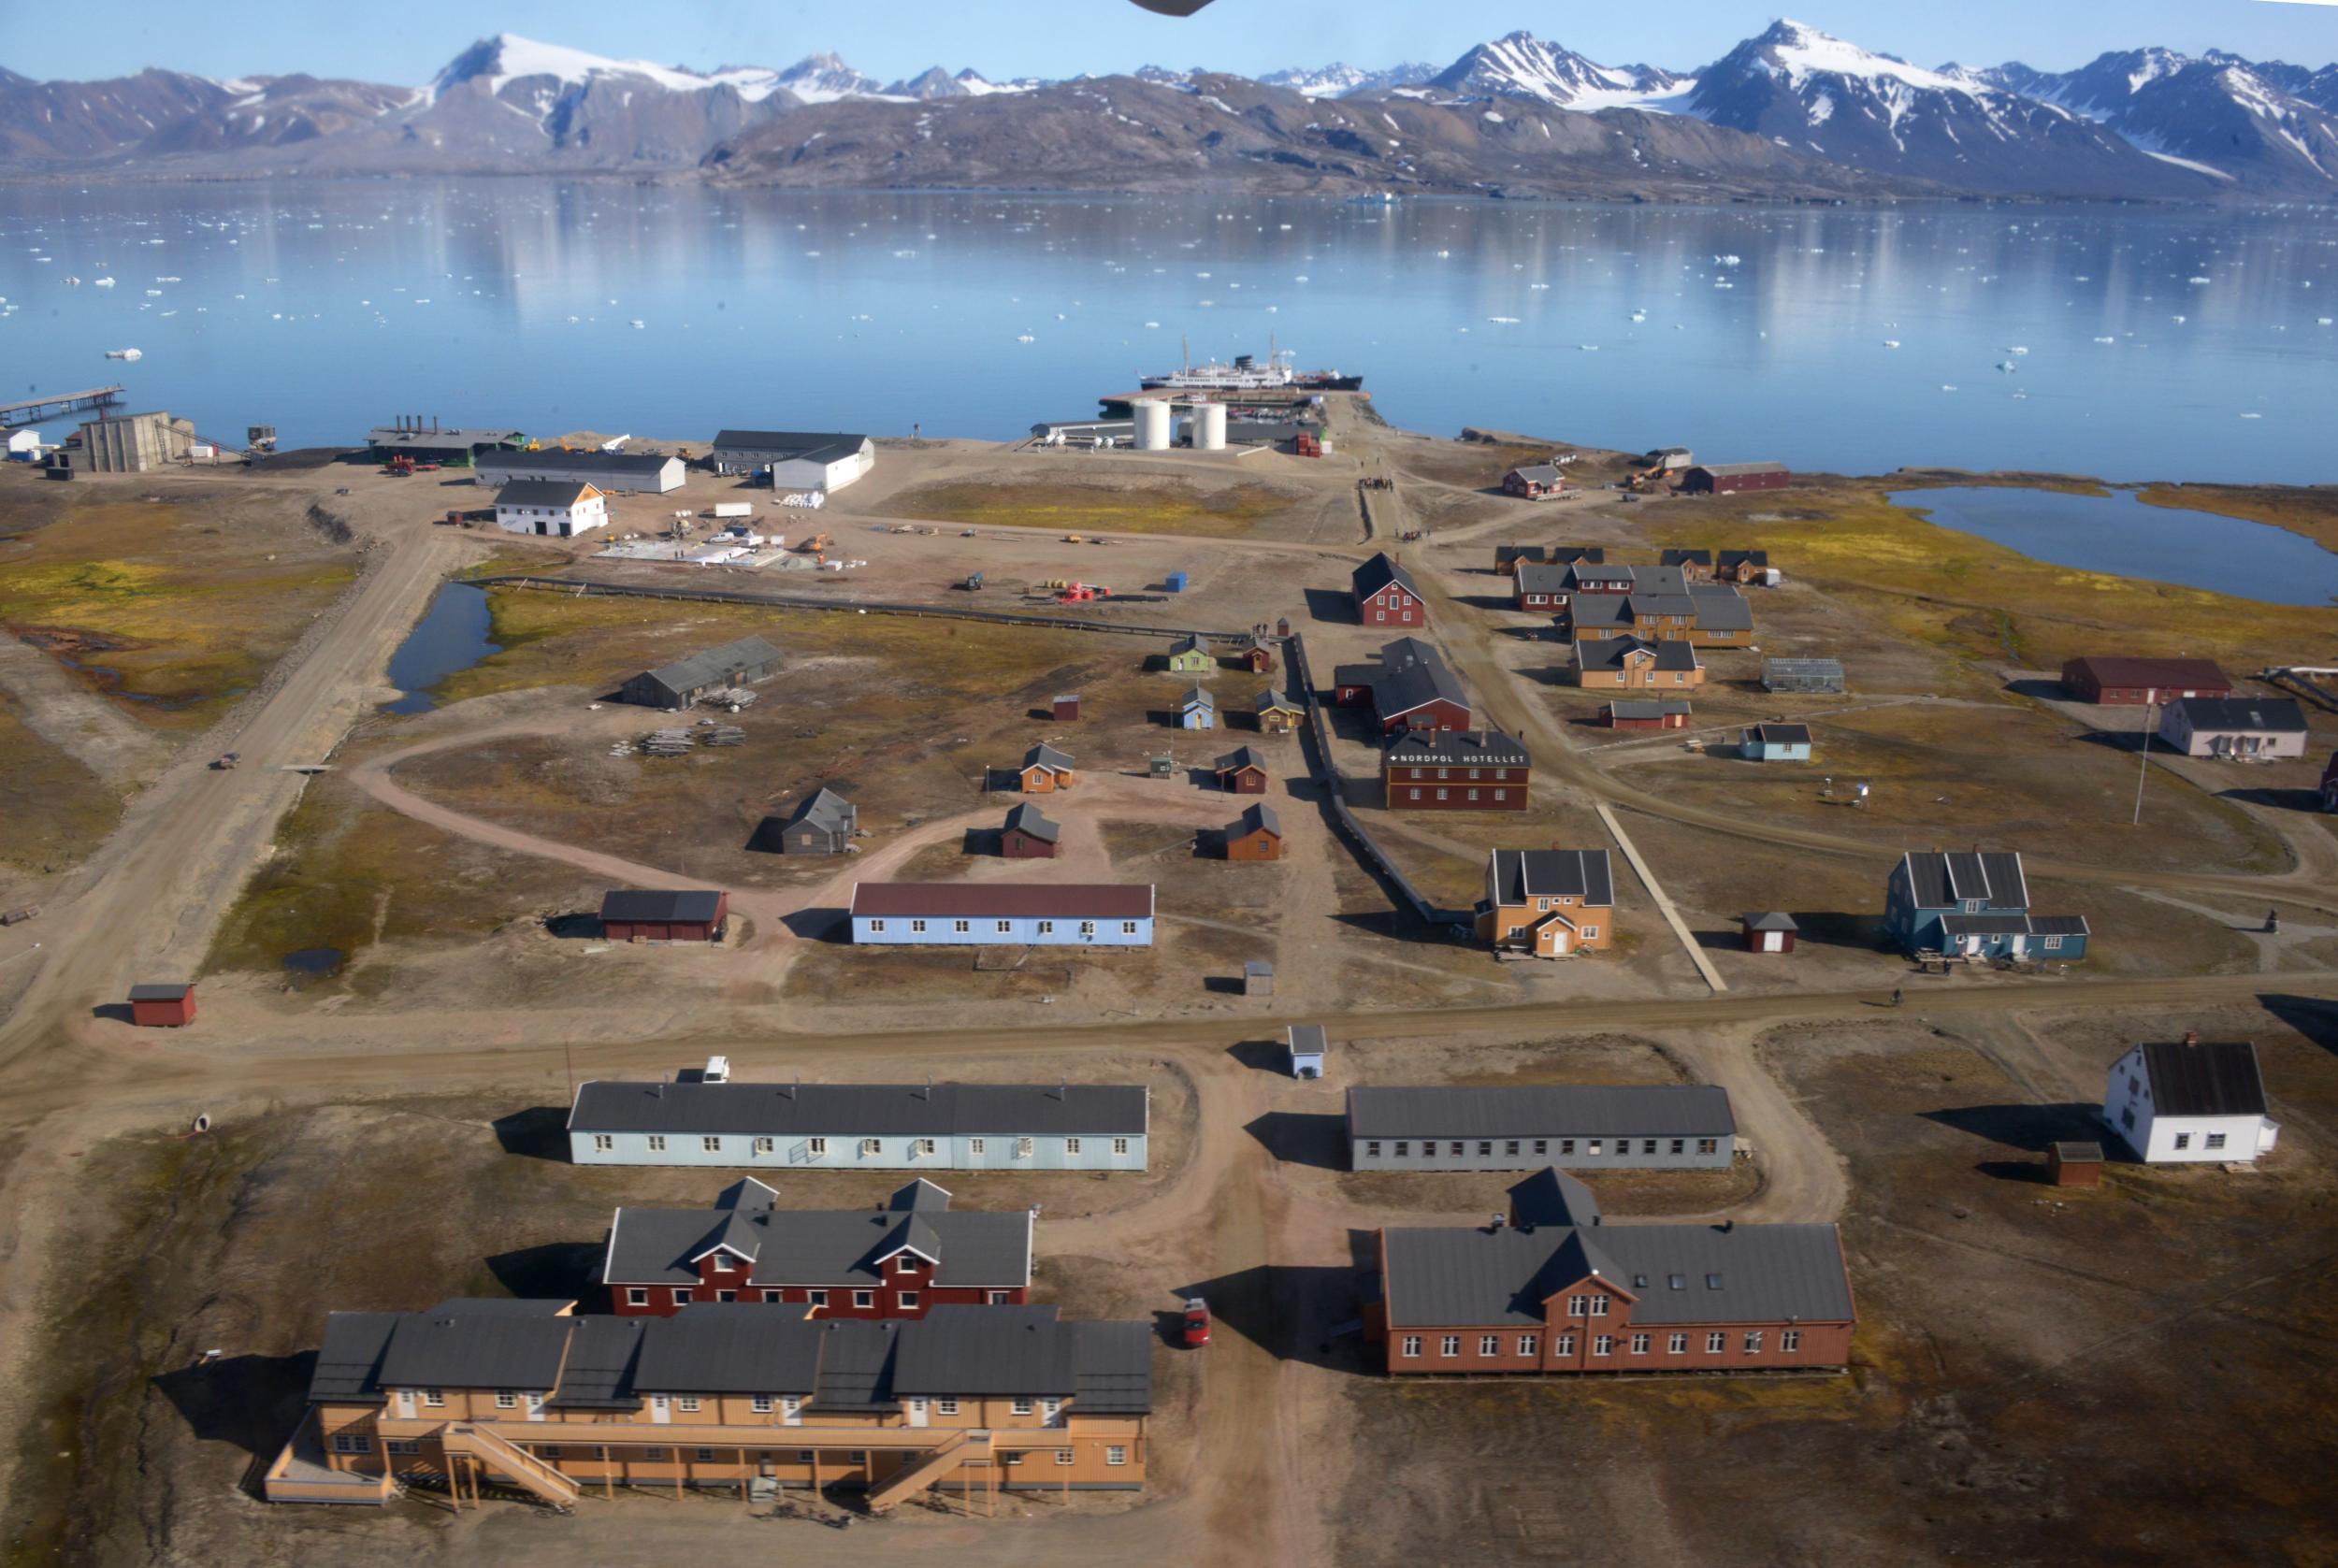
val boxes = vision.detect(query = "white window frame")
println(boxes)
[1401,1335,1422,1359]
[1113,1136,1131,1156]
[1106,1446,1129,1466]
[1065,1136,1083,1157]
[627,1287,649,1306]
[1439,1335,1461,1359]
[809,1289,829,1307]
[970,1137,987,1155]
[702,1136,721,1153]
[868,918,886,933]
[1012,1398,1033,1416]
[854,1290,874,1308]
[860,1137,881,1158]
[673,1287,692,1306]
[1781,1330,1801,1352]
[910,919,928,935]
[807,1136,829,1157]
[647,1134,667,1153]
[1707,1331,1726,1353]
[752,1395,773,1414]
[1668,1332,1688,1355]
[754,1136,773,1155]
[678,1396,701,1413]
[952,918,970,935]
[592,1134,613,1153]
[1479,1334,1499,1357]
[915,1137,937,1158]
[938,1398,960,1416]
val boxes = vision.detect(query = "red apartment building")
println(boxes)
[1382,730,1531,810]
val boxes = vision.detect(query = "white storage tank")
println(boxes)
[1134,398,1174,451]
[1191,401,1228,452]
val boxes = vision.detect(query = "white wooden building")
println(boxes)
[709,430,875,493]
[494,480,609,539]
[2102,1032,2279,1163]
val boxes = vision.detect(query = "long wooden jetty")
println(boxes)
[0,385,123,430]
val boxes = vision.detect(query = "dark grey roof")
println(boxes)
[640,635,782,695]
[127,982,193,1001]
[1718,550,1770,569]
[493,479,599,508]
[1633,564,1689,596]
[1660,549,1712,567]
[1385,730,1530,767]
[1256,687,1302,712]
[1570,597,1635,632]
[308,1312,399,1404]
[1234,802,1282,839]
[890,1305,1077,1397]
[1508,463,1565,484]
[1381,1219,1854,1329]
[1687,585,1754,630]
[1004,802,1061,842]
[1578,636,1697,674]
[548,1316,647,1409]
[710,431,871,465]
[1168,634,1207,657]
[1939,913,2034,937]
[1495,545,1546,566]
[1514,562,1571,595]
[570,1080,1148,1138]
[1488,848,1613,909]
[1215,745,1271,773]
[1071,1320,1154,1414]
[1023,742,1075,772]
[1627,592,1697,619]
[807,1319,902,1413]
[377,1305,572,1391]
[1288,1024,1328,1057]
[1748,724,1812,745]
[891,1177,952,1212]
[1332,661,1383,690]
[603,1201,1032,1289]
[1742,912,1799,930]
[2028,914,2090,936]
[2139,1041,2268,1117]
[1373,652,1468,721]
[1352,552,1418,599]
[1348,1084,1734,1141]
[1608,699,1692,719]
[1508,1168,1602,1228]
[1566,559,1635,586]
[1551,547,1605,565]
[480,450,677,478]
[790,787,855,833]
[2166,697,2309,734]
[633,1304,824,1396]
[600,889,725,924]
[1899,850,2029,912]
[1181,683,1214,708]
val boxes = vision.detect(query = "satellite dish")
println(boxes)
[1130,0,1216,12]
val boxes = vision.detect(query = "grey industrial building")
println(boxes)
[367,418,527,466]
[774,786,858,855]
[478,447,686,494]
[72,410,196,472]
[1346,1084,1738,1172]
[618,636,784,710]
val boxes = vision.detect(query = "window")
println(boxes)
[2121,1107,2136,1130]
[915,1138,937,1158]
[1436,790,1449,801]
[808,1290,829,1307]
[1744,1332,1764,1354]
[1697,1139,1717,1156]
[1630,1333,1650,1356]
[331,1432,372,1454]
[716,1290,736,1302]
[1518,1335,1538,1357]
[1641,1139,1657,1155]
[1669,1139,1684,1156]
[1121,921,1139,936]
[1106,1446,1129,1467]
[1706,1273,1724,1290]
[1668,1274,1686,1291]
[938,1399,960,1416]
[754,1137,773,1155]
[860,1138,881,1158]
[1012,1399,1034,1416]
[1041,1399,1061,1420]
[1593,1335,1614,1357]
[592,1134,613,1153]
[695,1448,717,1463]
[1505,1141,1520,1158]
[1439,1335,1461,1359]
[900,1291,920,1308]
[647,1135,667,1154]
[642,1447,667,1461]
[808,1137,829,1157]
[970,1137,987,1156]
[2174,1132,2191,1151]
[910,919,929,935]
[702,1136,721,1153]
[1016,1137,1034,1158]
[995,920,1013,934]
[1707,1332,1726,1353]
[628,1288,649,1306]
[1559,1139,1575,1156]
[2206,1133,2228,1151]
[1449,1141,1464,1157]
[854,1291,874,1308]
[386,1439,421,1456]
[1479,1335,1500,1357]
[496,1391,518,1409]
[1056,1449,1075,1467]
[1037,920,1056,936]
[1366,1142,1382,1159]
[988,1290,1012,1304]
[673,1287,692,1306]
[2042,935,2061,950]
[712,1253,735,1272]
[896,1256,919,1273]
[1580,927,1598,941]
[1393,1142,1409,1158]
[1533,1140,1547,1156]
[1588,1296,1609,1317]
[1781,1331,1801,1353]
[1078,921,1097,938]
[1567,1295,1590,1317]
[1407,788,1422,801]
[1477,1141,1493,1158]
[1667,1333,1688,1355]
[1113,1137,1131,1156]
[1556,1332,1576,1356]
[753,1395,773,1414]
[1400,1335,1422,1359]
[678,1396,701,1413]
[1586,1140,1602,1157]
[1066,1137,1084,1156]
[762,1290,783,1303]
[868,919,886,933]
[952,919,970,935]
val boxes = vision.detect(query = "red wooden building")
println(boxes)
[1740,912,1798,953]
[1051,693,1081,722]
[605,1177,1033,1320]
[1606,699,1692,730]
[128,982,196,1028]
[2059,656,2232,707]
[1213,745,1272,794]
[1352,553,1424,627]
[1001,802,1061,858]
[1680,462,1790,496]
[1382,730,1530,810]
[600,888,729,943]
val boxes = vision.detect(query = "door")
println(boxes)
[1542,925,1572,957]
[1761,930,1782,953]
[906,1399,929,1430]
[650,1396,671,1425]
[394,1390,416,1419]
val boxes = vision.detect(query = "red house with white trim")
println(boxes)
[604,1177,1033,1320]
[1352,553,1424,627]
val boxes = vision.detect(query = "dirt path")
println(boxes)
[0,626,173,788]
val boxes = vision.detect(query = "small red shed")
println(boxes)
[128,982,196,1028]
[600,888,729,943]
[1052,694,1081,722]
[1213,745,1272,795]
[2047,1142,2103,1187]
[1741,912,1798,954]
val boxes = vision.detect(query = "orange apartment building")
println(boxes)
[1572,636,1704,691]
[266,1299,1151,1513]
[1367,1171,1856,1377]
[1474,847,1615,957]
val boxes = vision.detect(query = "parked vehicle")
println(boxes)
[210,753,239,770]
[1182,1298,1211,1348]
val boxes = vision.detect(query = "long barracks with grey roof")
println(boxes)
[1347,1085,1737,1172]
[569,1078,1149,1171]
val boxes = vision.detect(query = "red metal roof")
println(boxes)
[2063,656,2231,691]
[850,883,1153,919]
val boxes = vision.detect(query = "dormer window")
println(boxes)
[896,1256,918,1273]
[712,1254,735,1272]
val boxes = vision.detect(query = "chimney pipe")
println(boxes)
[2184,1029,2200,1047]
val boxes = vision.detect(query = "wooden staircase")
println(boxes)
[862,1429,984,1514]
[438,1423,582,1511]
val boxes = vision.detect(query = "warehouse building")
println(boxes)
[479,448,685,495]
[72,410,196,472]
[1680,461,1790,496]
[600,889,729,943]
[1347,1085,1737,1172]
[367,418,527,466]
[567,1077,1150,1171]
[709,430,875,492]
[849,884,1154,946]
[618,636,784,710]
[2060,656,2231,707]
[493,480,609,538]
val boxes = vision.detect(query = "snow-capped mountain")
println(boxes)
[426,35,788,105]
[1685,19,2211,196]
[1422,32,1689,109]
[1257,62,1438,99]
[1971,47,2338,191]
[882,66,1041,99]
[769,52,894,104]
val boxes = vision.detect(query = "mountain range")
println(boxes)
[3,20,2334,200]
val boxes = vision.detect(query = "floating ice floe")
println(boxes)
[1016,332,1035,343]
[1941,384,1958,392]
[2240,411,2263,420]
[93,277,115,287]
[1488,316,1520,324]
[2093,336,2116,344]
[104,348,141,361]
[2005,345,2028,354]
[1883,338,1900,349]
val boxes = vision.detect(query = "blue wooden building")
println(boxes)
[850,883,1154,946]
[1884,850,2088,961]
[1178,685,1216,730]
[1740,723,1812,762]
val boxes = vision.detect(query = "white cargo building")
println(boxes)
[494,480,609,538]
[709,430,874,493]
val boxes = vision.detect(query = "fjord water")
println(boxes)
[1892,487,2338,606]
[2,181,2334,483]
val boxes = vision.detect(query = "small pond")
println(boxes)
[382,582,500,713]
[1890,487,2338,608]
[281,947,345,987]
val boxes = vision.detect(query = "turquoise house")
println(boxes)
[1740,723,1812,762]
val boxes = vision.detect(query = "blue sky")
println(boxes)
[9,0,2336,84]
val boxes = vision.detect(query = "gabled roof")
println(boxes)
[2165,697,2308,734]
[1373,653,1469,721]
[601,888,726,924]
[1234,802,1282,839]
[605,1198,1032,1289]
[1488,848,1614,909]
[309,1311,400,1403]
[1181,683,1215,709]
[1348,1085,1734,1141]
[1742,912,1799,931]
[1385,729,1531,767]
[851,884,1151,920]
[1660,549,1712,568]
[790,787,855,833]
[890,1177,953,1212]
[1495,545,1546,566]
[493,479,600,509]
[1003,802,1061,843]
[1508,463,1565,484]
[1167,634,1208,658]
[1686,585,1754,630]
[1693,461,1789,477]
[1608,699,1692,719]
[639,636,782,694]
[1214,745,1271,774]
[1747,724,1812,745]
[570,1080,1147,1137]
[1718,550,1769,569]
[2137,1040,2269,1117]
[1577,636,1698,674]
[1898,850,2029,912]
[377,1302,573,1391]
[1352,552,1418,600]
[710,431,872,464]
[1255,688,1304,712]
[1022,742,1075,773]
[1514,562,1571,595]
[891,1304,1077,1397]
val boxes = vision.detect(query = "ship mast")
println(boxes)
[1181,333,1191,373]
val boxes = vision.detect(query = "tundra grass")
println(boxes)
[0,698,123,874]
[2132,482,2338,554]
[874,477,1295,537]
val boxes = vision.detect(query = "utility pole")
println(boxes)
[2131,699,2155,826]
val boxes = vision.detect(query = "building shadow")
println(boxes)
[151,1350,316,1466]
[1242,1110,1348,1171]
[783,906,849,941]
[2002,677,2074,703]
[486,1243,608,1308]
[2259,993,2338,1058]
[1224,1039,1292,1073]
[1196,828,1229,859]
[1172,1263,1370,1373]
[1454,593,1519,613]
[493,1106,571,1161]
[745,817,790,854]
[1918,1102,2109,1157]
[88,1002,136,1024]
[982,766,1023,792]
[543,913,603,939]
[1301,586,1355,624]
[1786,912,1886,952]
[2217,786,2327,813]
